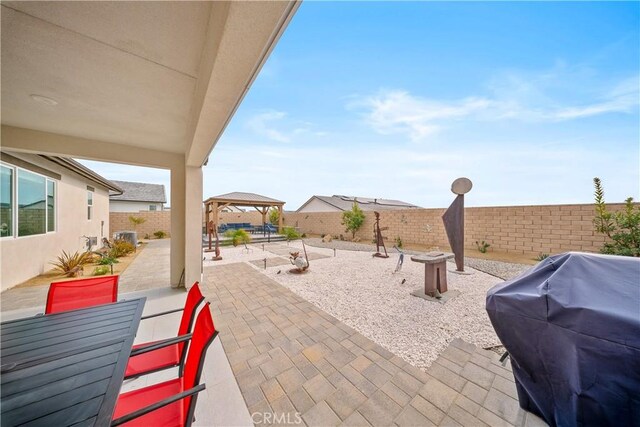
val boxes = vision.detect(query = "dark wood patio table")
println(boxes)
[0,298,146,427]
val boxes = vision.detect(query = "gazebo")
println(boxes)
[203,191,285,234]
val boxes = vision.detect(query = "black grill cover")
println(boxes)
[486,252,640,427]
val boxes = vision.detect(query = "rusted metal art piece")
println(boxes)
[289,241,310,274]
[372,211,389,258]
[442,178,473,272]
[204,220,215,253]
[211,229,222,261]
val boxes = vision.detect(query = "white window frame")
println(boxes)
[0,161,57,239]
[87,189,93,221]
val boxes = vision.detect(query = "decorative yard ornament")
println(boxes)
[372,211,389,258]
[442,177,472,272]
[289,241,310,274]
[211,223,222,261]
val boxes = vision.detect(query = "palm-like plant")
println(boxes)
[50,250,94,277]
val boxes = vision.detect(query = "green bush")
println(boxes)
[109,239,135,258]
[268,208,279,226]
[153,230,167,239]
[98,256,119,265]
[593,177,640,257]
[282,226,301,240]
[341,202,365,239]
[93,265,110,276]
[475,240,490,253]
[395,236,403,248]
[535,253,549,261]
[224,229,251,246]
[128,215,146,230]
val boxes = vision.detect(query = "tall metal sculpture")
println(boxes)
[442,178,472,272]
[372,211,389,258]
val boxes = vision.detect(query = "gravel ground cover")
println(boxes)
[305,237,532,280]
[260,241,504,370]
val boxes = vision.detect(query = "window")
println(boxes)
[47,180,55,232]
[87,190,93,220]
[149,205,157,211]
[1,165,12,237]
[18,169,46,236]
[1,163,57,238]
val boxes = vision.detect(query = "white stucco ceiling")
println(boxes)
[0,1,299,165]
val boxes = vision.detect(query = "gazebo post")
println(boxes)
[278,205,283,233]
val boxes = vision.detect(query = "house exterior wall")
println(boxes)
[0,153,110,291]
[297,197,339,213]
[109,200,164,212]
[282,203,632,256]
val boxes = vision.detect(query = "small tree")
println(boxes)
[268,208,279,225]
[128,215,146,231]
[342,202,365,239]
[593,177,640,257]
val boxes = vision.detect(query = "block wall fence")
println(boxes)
[110,203,631,256]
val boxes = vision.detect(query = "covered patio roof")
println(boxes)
[204,192,285,231]
[1,1,299,287]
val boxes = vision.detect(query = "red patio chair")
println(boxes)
[45,275,119,314]
[111,303,218,427]
[125,283,204,379]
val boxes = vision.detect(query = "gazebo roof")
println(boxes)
[204,191,285,207]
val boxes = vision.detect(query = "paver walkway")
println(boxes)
[202,262,546,426]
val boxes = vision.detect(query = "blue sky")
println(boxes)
[81,1,639,209]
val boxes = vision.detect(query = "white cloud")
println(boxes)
[245,110,291,142]
[352,74,639,141]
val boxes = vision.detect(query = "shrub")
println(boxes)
[109,239,135,258]
[593,177,640,257]
[475,240,490,253]
[50,250,93,277]
[268,208,279,225]
[128,215,146,230]
[93,266,110,276]
[341,202,365,239]
[153,230,167,239]
[535,253,549,261]
[98,256,119,265]
[282,226,301,240]
[224,229,251,246]
[395,236,403,248]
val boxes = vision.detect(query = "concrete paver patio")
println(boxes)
[202,260,547,426]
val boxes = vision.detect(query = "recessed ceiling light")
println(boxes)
[30,94,58,106]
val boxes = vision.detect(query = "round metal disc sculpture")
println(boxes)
[442,178,472,272]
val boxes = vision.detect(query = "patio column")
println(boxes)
[170,163,186,287]
[184,166,203,287]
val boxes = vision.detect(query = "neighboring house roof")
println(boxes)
[205,192,284,205]
[109,180,167,203]
[297,195,420,212]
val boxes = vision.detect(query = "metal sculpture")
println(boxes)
[205,221,215,252]
[372,211,389,258]
[289,241,310,274]
[393,246,404,274]
[442,177,472,272]
[211,229,222,261]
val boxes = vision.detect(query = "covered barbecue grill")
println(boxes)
[486,252,640,427]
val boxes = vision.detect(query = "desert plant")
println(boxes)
[282,226,301,241]
[93,265,110,276]
[535,253,549,261]
[144,233,150,240]
[153,230,167,239]
[395,236,403,248]
[50,250,93,277]
[128,215,146,231]
[224,229,251,246]
[341,202,365,239]
[109,239,136,258]
[268,208,279,225]
[593,178,640,257]
[98,256,119,265]
[475,240,490,253]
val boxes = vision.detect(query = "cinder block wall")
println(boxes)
[110,211,171,238]
[283,203,631,256]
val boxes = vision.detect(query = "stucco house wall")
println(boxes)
[0,153,111,291]
[109,200,164,213]
[297,197,339,213]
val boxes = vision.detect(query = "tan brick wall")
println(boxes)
[282,203,632,256]
[110,211,171,238]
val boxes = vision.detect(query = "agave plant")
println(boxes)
[50,250,93,277]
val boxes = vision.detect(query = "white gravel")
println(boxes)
[260,242,504,370]
[202,243,283,267]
